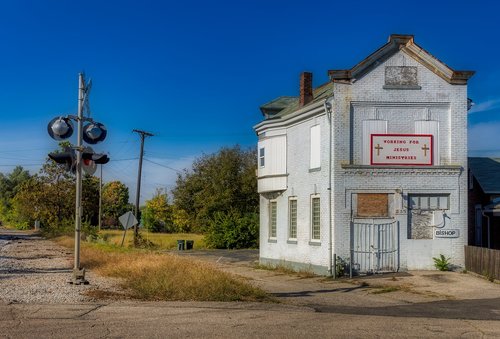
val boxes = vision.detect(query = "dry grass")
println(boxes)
[99,230,205,249]
[55,236,271,302]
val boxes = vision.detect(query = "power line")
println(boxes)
[143,158,183,173]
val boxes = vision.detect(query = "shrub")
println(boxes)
[335,256,347,277]
[433,254,451,271]
[204,210,259,249]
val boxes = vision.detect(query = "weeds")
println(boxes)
[482,271,495,283]
[56,236,271,302]
[432,254,451,271]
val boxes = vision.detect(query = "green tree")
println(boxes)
[102,181,130,228]
[0,166,31,224]
[82,174,100,225]
[10,143,102,232]
[172,146,259,246]
[11,143,76,230]
[142,188,173,232]
[204,210,259,249]
[171,205,191,233]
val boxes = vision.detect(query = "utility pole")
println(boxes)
[132,129,153,245]
[98,164,103,231]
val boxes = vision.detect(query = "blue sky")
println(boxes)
[0,0,499,203]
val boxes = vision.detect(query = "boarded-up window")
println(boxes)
[362,120,387,165]
[310,125,321,169]
[408,194,449,239]
[357,193,388,217]
[385,66,418,86]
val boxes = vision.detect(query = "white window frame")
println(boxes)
[310,195,321,241]
[269,200,277,239]
[288,197,297,240]
[259,147,265,168]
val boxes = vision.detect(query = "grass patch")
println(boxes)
[55,236,271,302]
[98,230,205,250]
[254,263,316,278]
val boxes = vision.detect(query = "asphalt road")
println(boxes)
[2,300,500,338]
[1,229,500,338]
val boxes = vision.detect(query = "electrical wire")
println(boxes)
[143,158,182,173]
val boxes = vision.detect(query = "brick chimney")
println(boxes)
[299,72,313,107]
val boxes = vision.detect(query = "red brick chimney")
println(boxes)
[299,72,313,107]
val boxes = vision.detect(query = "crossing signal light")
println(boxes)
[48,148,76,172]
[47,117,74,141]
[83,122,107,144]
[82,151,110,164]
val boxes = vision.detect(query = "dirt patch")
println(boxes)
[421,273,453,283]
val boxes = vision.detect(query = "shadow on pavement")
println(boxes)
[312,297,500,320]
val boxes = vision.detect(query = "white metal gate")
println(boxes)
[350,220,399,275]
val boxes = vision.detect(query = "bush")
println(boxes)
[336,256,347,277]
[433,254,451,271]
[204,210,259,249]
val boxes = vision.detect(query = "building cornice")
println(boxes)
[341,164,463,176]
[253,100,326,135]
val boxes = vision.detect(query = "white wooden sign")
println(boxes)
[371,134,433,166]
[434,229,460,238]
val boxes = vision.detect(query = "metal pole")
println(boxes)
[98,164,102,231]
[325,98,334,277]
[73,73,86,284]
[132,129,153,245]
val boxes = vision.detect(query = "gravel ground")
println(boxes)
[0,229,124,304]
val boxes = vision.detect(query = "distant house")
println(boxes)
[254,34,474,275]
[468,157,500,249]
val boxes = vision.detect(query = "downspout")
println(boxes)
[324,96,334,277]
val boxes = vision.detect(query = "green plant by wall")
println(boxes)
[335,256,347,277]
[432,254,451,271]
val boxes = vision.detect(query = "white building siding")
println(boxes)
[332,50,468,270]
[257,42,471,274]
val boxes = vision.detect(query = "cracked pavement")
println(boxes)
[1,230,500,338]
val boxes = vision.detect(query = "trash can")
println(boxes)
[177,240,185,251]
[185,240,194,250]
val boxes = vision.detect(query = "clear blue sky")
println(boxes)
[0,0,499,203]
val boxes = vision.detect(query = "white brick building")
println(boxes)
[254,35,474,275]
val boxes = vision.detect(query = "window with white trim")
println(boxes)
[310,125,321,169]
[311,196,321,241]
[288,198,297,239]
[269,200,277,238]
[259,147,265,168]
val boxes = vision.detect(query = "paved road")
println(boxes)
[2,300,500,338]
[1,229,500,338]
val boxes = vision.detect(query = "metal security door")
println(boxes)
[351,220,399,275]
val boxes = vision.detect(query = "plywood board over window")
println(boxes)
[357,193,388,217]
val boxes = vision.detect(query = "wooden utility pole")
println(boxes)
[132,129,153,245]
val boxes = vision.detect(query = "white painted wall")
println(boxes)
[257,48,469,273]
